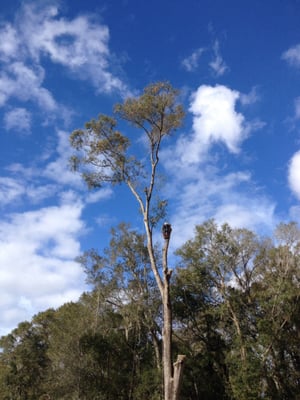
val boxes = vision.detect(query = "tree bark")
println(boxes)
[162,236,185,400]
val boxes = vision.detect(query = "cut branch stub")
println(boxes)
[162,222,172,240]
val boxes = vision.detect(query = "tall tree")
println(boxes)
[0,320,50,400]
[172,254,230,400]
[176,220,263,399]
[252,222,300,399]
[70,82,185,400]
[175,220,300,399]
[79,223,162,371]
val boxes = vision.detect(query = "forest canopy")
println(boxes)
[1,220,299,400]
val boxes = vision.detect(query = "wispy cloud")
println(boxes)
[164,159,276,251]
[181,48,205,72]
[0,177,26,206]
[181,40,228,77]
[209,40,228,77]
[240,86,260,105]
[86,188,113,204]
[0,1,128,118]
[0,62,57,110]
[0,23,20,61]
[294,97,300,119]
[2,129,113,204]
[282,43,300,67]
[0,175,57,207]
[17,2,128,95]
[4,107,32,133]
[43,130,83,187]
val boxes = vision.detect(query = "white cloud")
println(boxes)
[288,151,300,200]
[4,107,32,132]
[0,176,58,207]
[190,85,245,154]
[282,44,300,67]
[169,85,249,165]
[209,40,228,77]
[19,3,108,66]
[42,131,121,196]
[182,48,205,72]
[0,122,112,334]
[0,177,26,206]
[43,130,83,187]
[0,128,112,208]
[26,184,59,204]
[0,1,128,115]
[18,2,128,95]
[0,129,83,208]
[166,165,276,250]
[0,62,57,110]
[0,200,87,335]
[213,202,276,230]
[86,188,113,203]
[161,84,275,250]
[0,23,19,61]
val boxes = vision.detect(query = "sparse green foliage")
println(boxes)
[114,82,184,143]
[70,115,130,187]
[70,82,184,196]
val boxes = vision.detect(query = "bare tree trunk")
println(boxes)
[172,355,186,400]
[130,187,186,399]
[162,234,185,400]
[162,270,173,400]
[151,329,162,371]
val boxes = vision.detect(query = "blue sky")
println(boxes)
[1,0,300,335]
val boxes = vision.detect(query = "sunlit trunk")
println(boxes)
[162,235,185,400]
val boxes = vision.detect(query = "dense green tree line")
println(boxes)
[1,220,299,399]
